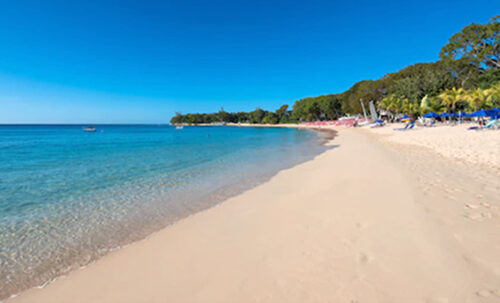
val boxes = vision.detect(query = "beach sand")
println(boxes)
[10,126,500,303]
[367,123,500,169]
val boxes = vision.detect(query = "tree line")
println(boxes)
[171,15,499,125]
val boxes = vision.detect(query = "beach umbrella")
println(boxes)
[485,108,500,118]
[440,112,450,118]
[423,112,439,118]
[470,109,488,117]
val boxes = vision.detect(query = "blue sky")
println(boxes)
[0,0,497,123]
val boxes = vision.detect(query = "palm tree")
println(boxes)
[464,88,490,111]
[378,95,393,112]
[438,87,466,113]
[426,96,445,113]
[486,82,500,107]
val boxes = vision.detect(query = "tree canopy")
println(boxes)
[440,15,499,70]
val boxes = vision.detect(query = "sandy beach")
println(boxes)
[9,126,500,303]
[367,123,500,170]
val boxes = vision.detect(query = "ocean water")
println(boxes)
[0,125,330,299]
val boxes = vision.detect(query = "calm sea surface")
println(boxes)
[0,125,329,298]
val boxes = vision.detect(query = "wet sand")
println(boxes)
[10,127,500,303]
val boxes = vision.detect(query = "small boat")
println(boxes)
[83,126,97,132]
[176,125,184,130]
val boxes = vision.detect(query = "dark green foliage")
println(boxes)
[249,108,266,123]
[291,94,343,121]
[340,80,385,114]
[439,16,499,88]
[261,112,279,124]
[440,15,499,70]
[385,62,457,98]
[170,111,250,124]
[217,108,230,122]
[275,105,289,123]
[476,68,500,89]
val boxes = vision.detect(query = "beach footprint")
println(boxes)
[355,222,367,229]
[475,289,500,298]
[357,252,373,264]
[481,212,492,219]
[466,204,480,209]
[476,290,492,297]
[463,203,494,221]
[463,212,483,221]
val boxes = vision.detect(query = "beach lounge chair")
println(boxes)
[394,121,415,131]
[467,119,498,130]
[483,119,498,129]
[370,120,385,128]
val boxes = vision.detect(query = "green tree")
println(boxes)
[249,108,266,123]
[262,112,279,124]
[487,82,500,107]
[340,80,386,114]
[464,88,489,110]
[440,15,500,71]
[476,68,500,89]
[170,112,183,124]
[217,107,230,122]
[275,105,289,122]
[438,87,466,112]
[427,96,446,113]
[384,62,456,100]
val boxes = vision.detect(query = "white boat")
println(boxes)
[83,126,97,132]
[175,125,184,130]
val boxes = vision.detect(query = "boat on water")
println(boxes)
[83,126,97,132]
[176,125,184,130]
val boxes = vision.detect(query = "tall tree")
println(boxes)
[217,107,230,122]
[438,87,466,112]
[440,15,499,70]
[275,105,289,121]
[249,108,266,123]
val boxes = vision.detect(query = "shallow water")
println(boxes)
[0,125,328,299]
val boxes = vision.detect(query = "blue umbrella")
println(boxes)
[400,115,410,119]
[440,112,450,117]
[485,108,500,118]
[470,109,488,117]
[423,112,439,118]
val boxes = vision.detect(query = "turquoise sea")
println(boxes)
[0,125,329,298]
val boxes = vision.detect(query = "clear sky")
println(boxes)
[0,0,497,123]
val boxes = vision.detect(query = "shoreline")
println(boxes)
[178,123,339,144]
[9,126,500,302]
[1,126,333,301]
